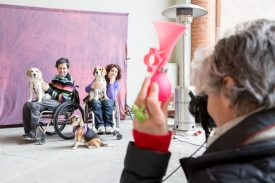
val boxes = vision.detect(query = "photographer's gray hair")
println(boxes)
[191,19,275,115]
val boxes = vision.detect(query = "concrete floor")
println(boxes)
[0,118,206,183]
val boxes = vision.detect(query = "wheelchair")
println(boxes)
[34,85,84,145]
[83,99,122,140]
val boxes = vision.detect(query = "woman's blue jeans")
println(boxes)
[88,99,115,129]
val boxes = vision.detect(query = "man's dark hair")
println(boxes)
[55,57,70,68]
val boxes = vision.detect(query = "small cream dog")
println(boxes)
[26,68,51,102]
[70,115,115,150]
[88,66,109,101]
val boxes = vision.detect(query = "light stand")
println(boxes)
[162,4,208,131]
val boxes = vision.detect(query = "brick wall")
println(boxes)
[191,0,215,59]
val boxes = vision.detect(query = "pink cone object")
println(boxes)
[145,21,187,102]
[153,21,187,67]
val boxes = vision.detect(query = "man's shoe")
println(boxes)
[97,126,105,134]
[23,134,33,141]
[106,126,114,134]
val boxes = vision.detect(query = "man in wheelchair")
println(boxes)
[85,64,122,134]
[22,57,75,140]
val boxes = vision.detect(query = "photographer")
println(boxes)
[120,19,275,183]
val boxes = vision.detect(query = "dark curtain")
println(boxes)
[0,4,128,126]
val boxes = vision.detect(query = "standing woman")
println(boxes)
[85,64,122,134]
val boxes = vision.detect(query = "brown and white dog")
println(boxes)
[26,68,51,102]
[82,66,109,127]
[88,66,109,101]
[70,115,115,150]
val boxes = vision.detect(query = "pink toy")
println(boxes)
[194,130,203,136]
[144,21,187,102]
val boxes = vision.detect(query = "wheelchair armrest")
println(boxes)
[83,95,89,102]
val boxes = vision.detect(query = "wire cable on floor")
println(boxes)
[162,141,206,182]
[173,136,207,147]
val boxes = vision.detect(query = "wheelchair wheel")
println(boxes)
[115,102,120,128]
[84,103,89,124]
[38,134,46,145]
[53,101,84,140]
[116,133,122,140]
[45,129,56,136]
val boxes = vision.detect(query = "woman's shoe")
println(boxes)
[106,126,113,134]
[97,126,105,134]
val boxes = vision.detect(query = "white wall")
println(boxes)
[220,0,275,38]
[0,0,176,106]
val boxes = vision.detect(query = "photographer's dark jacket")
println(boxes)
[120,108,275,183]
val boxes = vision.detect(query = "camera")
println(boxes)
[188,91,216,140]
